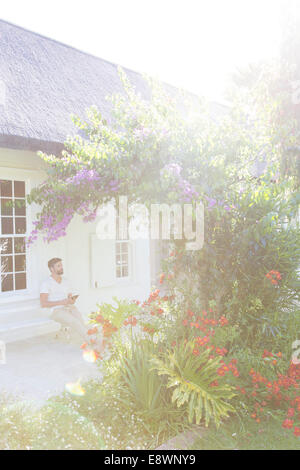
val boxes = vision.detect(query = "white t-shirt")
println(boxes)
[40,276,73,304]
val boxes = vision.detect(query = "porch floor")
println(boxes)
[0,334,102,404]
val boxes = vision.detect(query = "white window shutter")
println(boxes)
[90,235,116,288]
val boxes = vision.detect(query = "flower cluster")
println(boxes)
[246,358,300,436]
[123,316,138,327]
[217,360,239,377]
[204,196,235,212]
[161,162,199,202]
[265,270,282,285]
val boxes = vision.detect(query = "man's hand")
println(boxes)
[60,297,74,306]
[68,293,76,304]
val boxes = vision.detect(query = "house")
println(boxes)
[0,19,228,343]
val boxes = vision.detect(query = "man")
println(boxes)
[40,258,100,348]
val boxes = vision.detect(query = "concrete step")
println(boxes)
[0,307,47,325]
[0,297,40,312]
[0,318,61,344]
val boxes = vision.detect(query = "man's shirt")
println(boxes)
[40,276,73,308]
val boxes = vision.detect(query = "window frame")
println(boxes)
[115,239,131,280]
[0,168,34,301]
[115,214,133,283]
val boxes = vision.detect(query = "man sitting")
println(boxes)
[40,257,101,349]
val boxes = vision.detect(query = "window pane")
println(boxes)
[15,272,26,290]
[1,273,13,292]
[15,255,26,272]
[15,199,26,216]
[14,181,25,198]
[15,218,26,234]
[0,238,12,254]
[1,198,13,216]
[121,253,128,265]
[116,243,120,254]
[121,243,128,254]
[1,255,13,273]
[122,266,128,277]
[116,254,121,265]
[0,180,12,197]
[14,237,25,254]
[1,218,13,234]
[116,266,121,278]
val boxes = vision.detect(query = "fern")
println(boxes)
[151,341,236,428]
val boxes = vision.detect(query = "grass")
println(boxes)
[190,413,300,450]
[2,384,300,449]
[0,378,185,450]
[0,390,104,450]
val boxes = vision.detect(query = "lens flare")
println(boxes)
[82,349,99,363]
[65,379,86,396]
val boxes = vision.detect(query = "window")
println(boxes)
[0,179,27,293]
[116,241,129,278]
[115,215,130,279]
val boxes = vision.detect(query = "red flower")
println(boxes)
[282,419,294,429]
[210,380,219,387]
[87,327,98,335]
[287,408,295,418]
[124,316,137,326]
[294,427,300,437]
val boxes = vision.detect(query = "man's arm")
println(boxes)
[40,293,74,308]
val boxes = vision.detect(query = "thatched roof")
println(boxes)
[0,19,227,154]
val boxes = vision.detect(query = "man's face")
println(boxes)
[52,261,63,275]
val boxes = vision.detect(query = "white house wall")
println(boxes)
[0,148,152,322]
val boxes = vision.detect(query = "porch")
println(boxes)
[0,332,101,403]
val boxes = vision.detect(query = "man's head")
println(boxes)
[48,257,63,275]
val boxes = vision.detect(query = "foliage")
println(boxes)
[190,412,300,450]
[116,338,188,438]
[151,340,236,428]
[0,392,104,450]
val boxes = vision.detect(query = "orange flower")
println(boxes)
[282,419,294,429]
[87,327,98,335]
[294,427,300,437]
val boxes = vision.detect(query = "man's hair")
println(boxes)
[48,257,62,270]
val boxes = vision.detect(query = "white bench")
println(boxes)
[0,318,61,344]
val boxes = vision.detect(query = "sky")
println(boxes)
[1,0,284,101]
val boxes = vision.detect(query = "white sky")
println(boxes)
[1,0,284,101]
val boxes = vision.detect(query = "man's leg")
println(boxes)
[51,307,88,343]
[68,306,104,352]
